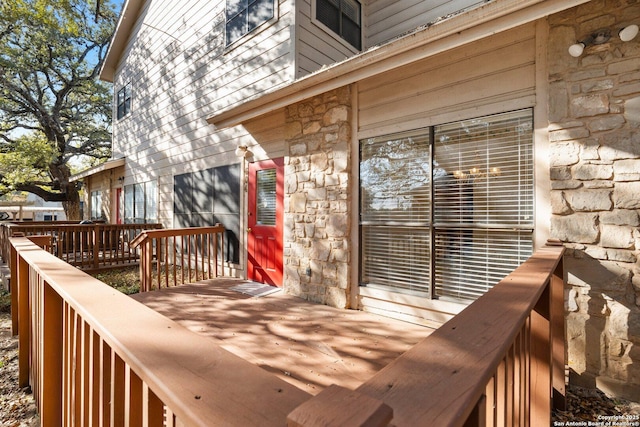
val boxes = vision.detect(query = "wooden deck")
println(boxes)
[130,279,433,395]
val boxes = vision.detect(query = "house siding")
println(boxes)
[294,0,488,78]
[111,0,295,227]
[358,23,537,138]
[364,0,484,48]
[295,0,358,77]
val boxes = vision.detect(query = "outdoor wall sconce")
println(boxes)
[235,145,251,158]
[569,24,639,57]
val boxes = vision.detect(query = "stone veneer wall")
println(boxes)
[548,1,640,400]
[283,86,352,308]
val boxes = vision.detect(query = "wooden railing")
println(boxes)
[130,225,225,292]
[289,242,566,426]
[10,237,310,426]
[0,222,162,271]
[10,236,565,426]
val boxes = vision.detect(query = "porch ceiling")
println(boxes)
[130,279,432,395]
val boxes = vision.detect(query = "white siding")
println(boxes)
[358,23,537,138]
[364,0,485,47]
[295,0,357,77]
[111,0,293,226]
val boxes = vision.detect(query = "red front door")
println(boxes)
[247,158,284,286]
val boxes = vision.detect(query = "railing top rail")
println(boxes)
[356,244,565,426]
[4,222,161,230]
[11,237,308,426]
[130,225,225,249]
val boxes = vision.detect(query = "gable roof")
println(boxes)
[206,0,589,129]
[101,0,145,83]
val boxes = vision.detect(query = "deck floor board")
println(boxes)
[131,279,433,395]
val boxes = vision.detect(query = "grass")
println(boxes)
[92,266,141,295]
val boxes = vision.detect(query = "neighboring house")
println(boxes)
[71,158,126,222]
[84,0,640,401]
[25,193,67,221]
[0,193,66,221]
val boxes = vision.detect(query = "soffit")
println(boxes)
[70,158,126,182]
[100,0,145,83]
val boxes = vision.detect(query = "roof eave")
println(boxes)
[70,158,126,182]
[100,0,145,83]
[207,0,589,129]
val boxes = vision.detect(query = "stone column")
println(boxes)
[283,86,352,308]
[548,1,640,401]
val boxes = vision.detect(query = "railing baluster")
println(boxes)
[111,351,126,426]
[125,365,143,427]
[172,236,177,288]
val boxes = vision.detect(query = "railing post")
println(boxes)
[17,254,30,388]
[530,283,551,425]
[92,225,100,269]
[551,257,566,411]
[41,281,63,425]
[10,242,18,335]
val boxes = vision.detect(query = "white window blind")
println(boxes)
[359,109,534,302]
[433,110,534,301]
[257,168,277,225]
[360,132,432,296]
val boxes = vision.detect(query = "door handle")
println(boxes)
[247,228,252,233]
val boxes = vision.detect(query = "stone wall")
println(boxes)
[548,0,640,400]
[283,87,352,308]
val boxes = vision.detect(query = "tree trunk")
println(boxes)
[62,184,81,221]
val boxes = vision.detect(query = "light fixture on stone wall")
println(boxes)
[569,25,639,57]
[620,24,639,42]
[235,145,251,158]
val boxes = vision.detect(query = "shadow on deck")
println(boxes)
[130,278,433,395]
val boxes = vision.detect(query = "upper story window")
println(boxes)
[316,0,361,50]
[226,0,275,46]
[116,82,131,120]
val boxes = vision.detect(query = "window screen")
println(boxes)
[173,164,241,263]
[316,0,361,50]
[360,109,534,302]
[226,0,275,45]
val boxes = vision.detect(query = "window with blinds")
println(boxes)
[256,168,277,225]
[360,132,432,296]
[360,109,534,302]
[316,0,361,50]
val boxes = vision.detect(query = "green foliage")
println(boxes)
[0,0,119,211]
[0,289,11,314]
[0,133,59,193]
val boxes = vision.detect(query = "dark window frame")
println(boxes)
[116,82,131,120]
[315,0,362,50]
